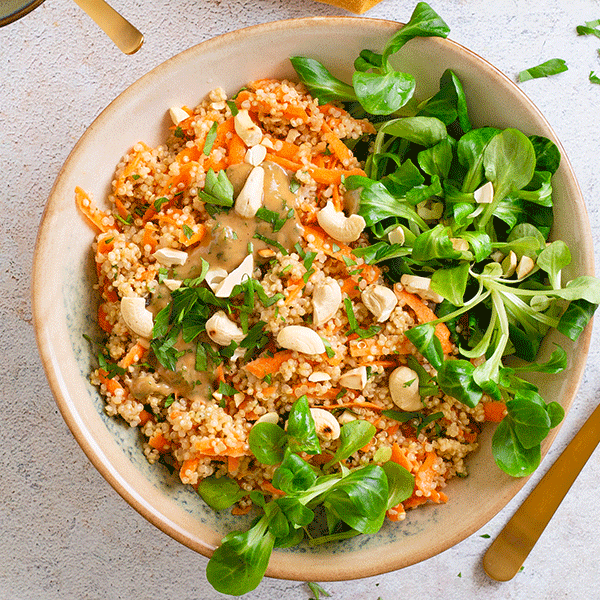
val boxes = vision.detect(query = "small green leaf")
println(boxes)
[518,59,568,82]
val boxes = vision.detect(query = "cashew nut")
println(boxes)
[205,311,246,346]
[234,109,262,147]
[153,248,188,266]
[516,255,535,279]
[120,297,154,339]
[163,279,182,291]
[169,106,189,126]
[399,274,444,304]
[255,412,279,425]
[244,144,267,167]
[234,166,264,218]
[316,201,366,243]
[312,278,342,326]
[338,410,357,424]
[417,201,443,220]
[308,371,331,382]
[215,254,254,298]
[339,366,367,390]
[388,226,405,246]
[205,267,228,292]
[450,238,469,252]
[389,366,422,411]
[361,284,398,323]
[474,181,494,204]
[276,325,326,355]
[310,408,341,441]
[502,251,517,277]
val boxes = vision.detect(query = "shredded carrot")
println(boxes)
[403,495,428,510]
[321,123,354,166]
[386,503,406,521]
[265,152,304,172]
[235,89,310,122]
[118,342,147,369]
[149,431,169,452]
[215,364,226,384]
[113,142,151,191]
[395,289,453,355]
[96,235,114,255]
[359,359,399,368]
[390,443,414,472]
[193,440,248,458]
[228,133,247,165]
[483,400,507,422]
[97,370,126,397]
[231,504,252,516]
[97,304,113,333]
[227,455,240,473]
[75,187,114,233]
[138,409,153,426]
[180,457,200,479]
[414,451,439,496]
[179,223,206,246]
[309,166,366,185]
[272,140,301,161]
[244,351,294,379]
[114,197,129,219]
[141,223,158,252]
[261,480,284,496]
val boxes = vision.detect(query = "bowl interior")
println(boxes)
[33,17,593,582]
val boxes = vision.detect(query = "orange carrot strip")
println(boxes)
[308,166,366,185]
[179,223,206,247]
[261,481,284,496]
[321,123,354,165]
[403,495,428,510]
[138,409,153,426]
[228,133,247,165]
[386,503,406,521]
[483,400,507,422]
[118,342,147,369]
[148,431,169,452]
[265,152,304,172]
[244,351,295,379]
[390,443,414,472]
[395,289,453,355]
[97,304,113,333]
[96,236,114,255]
[141,223,158,252]
[273,140,301,161]
[231,505,252,516]
[180,457,199,479]
[228,456,240,473]
[114,197,129,219]
[75,187,113,233]
[97,370,126,397]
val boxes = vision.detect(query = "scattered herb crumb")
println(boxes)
[307,581,331,599]
[480,533,491,538]
[589,71,600,84]
[518,58,568,82]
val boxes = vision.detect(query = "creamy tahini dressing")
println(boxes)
[147,160,301,400]
[179,161,302,277]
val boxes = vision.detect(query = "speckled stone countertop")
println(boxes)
[2,0,600,598]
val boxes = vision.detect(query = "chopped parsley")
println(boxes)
[154,196,169,211]
[182,224,194,239]
[164,394,176,408]
[255,206,294,232]
[198,168,234,207]
[203,121,218,156]
[98,352,126,379]
[218,381,238,397]
[226,100,239,116]
[116,213,133,226]
[253,232,288,255]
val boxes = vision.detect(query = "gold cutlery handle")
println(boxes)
[483,403,600,581]
[72,0,143,55]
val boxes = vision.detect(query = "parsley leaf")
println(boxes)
[154,196,169,211]
[198,169,234,207]
[590,71,600,84]
[256,207,294,233]
[203,122,218,156]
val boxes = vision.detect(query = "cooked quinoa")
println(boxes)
[80,78,494,522]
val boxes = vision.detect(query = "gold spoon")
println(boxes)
[483,403,600,581]
[72,0,143,55]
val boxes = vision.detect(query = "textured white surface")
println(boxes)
[2,0,600,598]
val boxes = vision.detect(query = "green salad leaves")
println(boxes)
[290,2,600,479]
[203,396,414,595]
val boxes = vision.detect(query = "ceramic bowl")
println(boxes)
[33,17,593,583]
[0,0,44,26]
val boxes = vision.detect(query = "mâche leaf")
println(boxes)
[518,59,568,82]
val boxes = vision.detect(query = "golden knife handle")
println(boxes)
[72,0,143,55]
[483,403,600,581]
